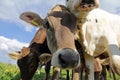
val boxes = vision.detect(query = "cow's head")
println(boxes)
[20,5,80,69]
[9,46,51,80]
[66,0,99,15]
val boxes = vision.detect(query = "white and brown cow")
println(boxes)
[19,5,81,80]
[66,0,120,80]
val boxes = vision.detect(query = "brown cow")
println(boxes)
[20,5,81,80]
[9,28,52,80]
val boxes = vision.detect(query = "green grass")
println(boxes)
[0,62,69,80]
[0,62,20,80]
[0,62,120,80]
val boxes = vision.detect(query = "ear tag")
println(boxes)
[31,20,39,26]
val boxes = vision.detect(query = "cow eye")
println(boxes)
[45,21,50,29]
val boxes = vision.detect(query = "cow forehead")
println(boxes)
[49,5,69,13]
[47,5,77,32]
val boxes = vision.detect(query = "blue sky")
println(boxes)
[0,0,120,64]
[0,20,36,42]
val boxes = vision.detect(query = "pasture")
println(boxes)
[0,62,71,80]
[0,62,120,80]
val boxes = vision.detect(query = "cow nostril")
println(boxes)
[73,55,79,66]
[59,54,66,66]
[80,4,88,8]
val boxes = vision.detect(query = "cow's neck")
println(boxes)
[75,11,88,18]
[75,11,89,26]
[74,11,90,53]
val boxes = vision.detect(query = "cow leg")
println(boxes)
[79,65,84,80]
[85,66,89,80]
[73,67,80,80]
[94,58,102,80]
[44,61,51,80]
[111,68,116,80]
[100,65,107,80]
[84,53,94,80]
[106,35,120,75]
[106,65,116,80]
[107,44,120,75]
[52,67,61,80]
[66,70,70,80]
[79,53,86,80]
[94,72,100,80]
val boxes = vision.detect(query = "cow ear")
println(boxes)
[20,12,45,27]
[8,51,22,60]
[39,53,52,64]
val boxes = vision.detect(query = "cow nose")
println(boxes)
[58,48,79,68]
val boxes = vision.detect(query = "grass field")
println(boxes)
[0,62,70,80]
[0,62,120,80]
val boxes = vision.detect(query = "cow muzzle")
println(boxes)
[51,48,80,69]
[74,0,97,11]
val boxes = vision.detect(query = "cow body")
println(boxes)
[75,8,120,57]
[66,0,120,80]
[77,4,120,77]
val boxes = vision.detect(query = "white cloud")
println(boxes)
[0,36,28,64]
[0,0,119,32]
[0,36,28,51]
[0,0,65,32]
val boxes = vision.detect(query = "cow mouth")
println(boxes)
[80,3,94,8]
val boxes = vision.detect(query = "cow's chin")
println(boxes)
[79,7,94,12]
